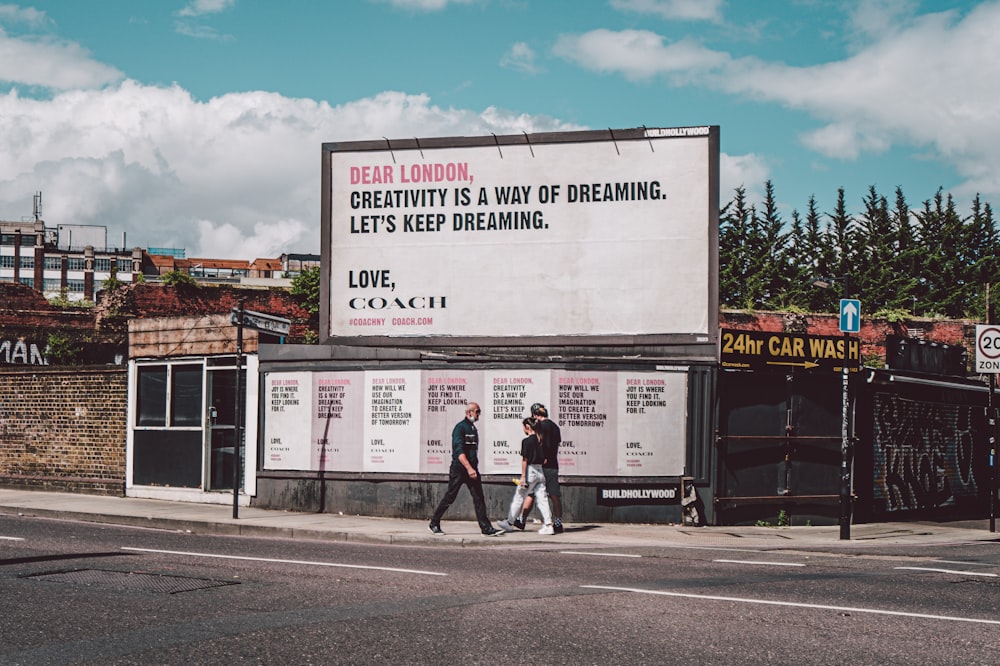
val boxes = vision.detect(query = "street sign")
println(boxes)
[839,299,860,333]
[720,329,861,372]
[231,308,291,337]
[976,324,1000,373]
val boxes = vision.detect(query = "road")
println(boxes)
[2,514,999,665]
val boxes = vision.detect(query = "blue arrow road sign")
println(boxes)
[840,299,861,333]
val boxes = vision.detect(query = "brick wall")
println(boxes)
[0,366,127,495]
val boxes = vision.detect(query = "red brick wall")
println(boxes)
[118,283,315,342]
[0,367,127,495]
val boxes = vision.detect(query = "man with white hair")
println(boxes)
[429,402,504,537]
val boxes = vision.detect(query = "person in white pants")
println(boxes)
[498,418,554,535]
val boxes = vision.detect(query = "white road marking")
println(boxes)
[0,536,25,541]
[932,559,994,567]
[713,559,805,567]
[582,585,1000,626]
[121,547,447,576]
[894,566,998,578]
[560,551,641,558]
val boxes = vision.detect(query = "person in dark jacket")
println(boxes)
[429,402,504,536]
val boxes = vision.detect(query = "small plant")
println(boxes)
[162,270,198,287]
[777,509,790,527]
[45,332,82,365]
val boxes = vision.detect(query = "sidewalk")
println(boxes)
[1,488,998,551]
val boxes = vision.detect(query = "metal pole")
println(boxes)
[840,277,852,541]
[233,299,244,520]
[990,284,996,533]
[990,374,996,533]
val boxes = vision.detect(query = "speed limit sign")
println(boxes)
[976,325,1000,372]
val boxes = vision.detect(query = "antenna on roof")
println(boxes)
[33,191,42,222]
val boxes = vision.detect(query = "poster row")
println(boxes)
[263,368,687,476]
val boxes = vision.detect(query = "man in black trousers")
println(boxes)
[429,402,504,536]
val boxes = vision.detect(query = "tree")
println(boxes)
[290,266,321,316]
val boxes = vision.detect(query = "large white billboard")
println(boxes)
[322,127,719,343]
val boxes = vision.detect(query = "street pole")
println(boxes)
[233,299,244,520]
[840,277,852,541]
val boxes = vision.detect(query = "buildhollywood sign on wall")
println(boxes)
[322,127,719,344]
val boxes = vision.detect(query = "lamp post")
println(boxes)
[812,276,855,541]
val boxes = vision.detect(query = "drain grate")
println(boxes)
[25,569,239,594]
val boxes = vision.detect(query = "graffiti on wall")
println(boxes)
[873,393,982,512]
[0,339,48,366]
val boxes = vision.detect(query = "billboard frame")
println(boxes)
[320,126,719,349]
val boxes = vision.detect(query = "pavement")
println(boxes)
[1,488,999,552]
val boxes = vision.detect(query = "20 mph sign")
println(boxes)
[976,325,1000,373]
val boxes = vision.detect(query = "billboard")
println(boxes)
[262,367,688,477]
[321,127,719,344]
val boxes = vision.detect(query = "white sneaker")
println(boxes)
[497,519,514,532]
[538,524,555,535]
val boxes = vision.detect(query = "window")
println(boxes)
[18,277,33,288]
[171,365,203,426]
[136,363,204,427]
[95,258,111,272]
[67,257,86,271]
[117,258,132,272]
[19,256,33,269]
[0,256,14,268]
[44,257,61,270]
[67,279,86,292]
[137,366,167,426]
[43,279,61,291]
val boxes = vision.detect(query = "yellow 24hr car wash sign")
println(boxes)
[720,329,861,372]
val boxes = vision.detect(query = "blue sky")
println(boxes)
[0,0,996,258]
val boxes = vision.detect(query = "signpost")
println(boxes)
[229,306,293,518]
[976,324,1000,532]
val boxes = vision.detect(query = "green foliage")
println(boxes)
[161,270,198,287]
[45,332,82,365]
[290,266,321,316]
[720,183,998,320]
[48,290,94,308]
[755,509,790,528]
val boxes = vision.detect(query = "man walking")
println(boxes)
[429,402,504,536]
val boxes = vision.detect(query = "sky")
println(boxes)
[0,0,998,259]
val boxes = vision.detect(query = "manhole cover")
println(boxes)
[25,569,239,594]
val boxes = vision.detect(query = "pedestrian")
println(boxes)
[498,417,554,535]
[516,403,564,533]
[429,402,504,536]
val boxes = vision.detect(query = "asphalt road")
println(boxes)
[2,514,999,665]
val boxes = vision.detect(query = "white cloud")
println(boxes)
[370,0,479,10]
[0,83,578,257]
[610,0,724,22]
[500,42,539,74]
[0,33,122,90]
[178,0,236,18]
[0,4,49,27]
[556,2,1000,201]
[720,152,769,205]
[553,29,728,81]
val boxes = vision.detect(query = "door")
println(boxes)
[206,366,245,491]
[716,370,842,525]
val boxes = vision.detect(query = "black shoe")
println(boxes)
[429,523,444,535]
[512,518,526,531]
[553,523,564,534]
[482,527,504,537]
